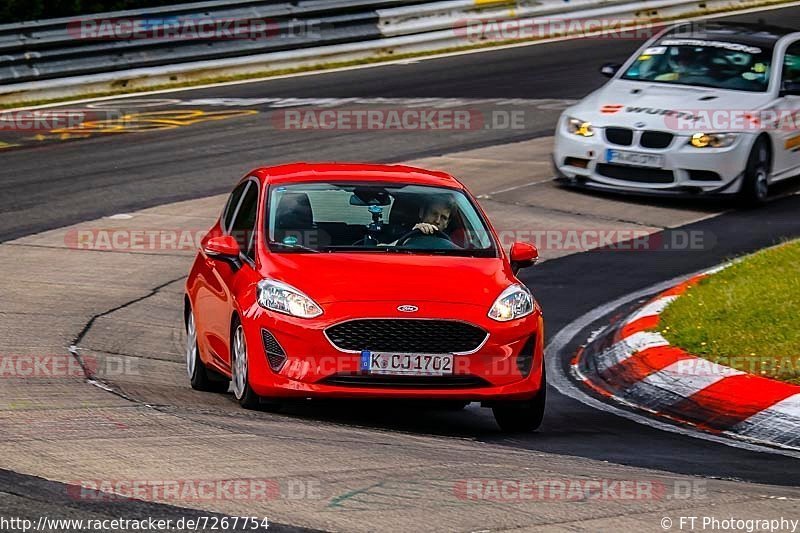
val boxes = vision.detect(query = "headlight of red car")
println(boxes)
[488,284,535,322]
[257,279,323,319]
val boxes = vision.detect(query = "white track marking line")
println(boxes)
[546,270,800,458]
[484,178,555,196]
[6,1,800,113]
[626,295,679,324]
[625,360,743,407]
[594,331,671,374]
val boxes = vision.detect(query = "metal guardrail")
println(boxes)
[0,0,429,85]
[0,0,791,103]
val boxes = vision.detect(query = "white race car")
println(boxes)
[553,22,800,204]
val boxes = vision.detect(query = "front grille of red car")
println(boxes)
[321,374,490,388]
[324,319,488,354]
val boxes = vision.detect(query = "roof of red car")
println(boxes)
[251,163,464,188]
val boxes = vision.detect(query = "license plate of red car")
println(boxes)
[361,351,454,376]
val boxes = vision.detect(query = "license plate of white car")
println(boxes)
[606,149,664,168]
[361,351,454,376]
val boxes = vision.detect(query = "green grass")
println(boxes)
[658,240,800,385]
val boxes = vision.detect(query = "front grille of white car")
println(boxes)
[604,128,674,149]
[605,128,633,146]
[640,131,674,149]
[596,164,674,184]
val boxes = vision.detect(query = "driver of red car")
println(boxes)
[413,198,453,235]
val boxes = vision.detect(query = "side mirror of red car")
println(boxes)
[510,242,539,274]
[204,235,242,266]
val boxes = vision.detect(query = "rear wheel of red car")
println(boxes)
[231,320,261,410]
[491,369,546,433]
[186,310,229,393]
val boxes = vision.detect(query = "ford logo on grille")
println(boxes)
[397,305,418,313]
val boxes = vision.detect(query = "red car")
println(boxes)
[184,163,546,432]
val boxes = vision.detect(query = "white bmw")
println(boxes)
[553,22,800,204]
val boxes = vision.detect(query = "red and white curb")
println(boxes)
[572,268,800,450]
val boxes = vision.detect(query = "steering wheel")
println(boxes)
[395,228,453,247]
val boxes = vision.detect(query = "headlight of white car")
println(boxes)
[257,279,323,318]
[567,117,594,137]
[488,284,535,322]
[689,132,738,148]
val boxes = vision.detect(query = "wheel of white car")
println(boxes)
[740,138,771,207]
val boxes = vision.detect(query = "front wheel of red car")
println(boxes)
[231,320,261,410]
[492,370,547,433]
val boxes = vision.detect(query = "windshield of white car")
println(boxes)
[621,41,773,92]
[265,182,497,256]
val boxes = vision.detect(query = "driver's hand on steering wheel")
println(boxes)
[413,222,439,235]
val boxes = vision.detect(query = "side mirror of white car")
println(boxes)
[600,63,622,78]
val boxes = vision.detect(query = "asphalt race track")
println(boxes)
[2,4,800,531]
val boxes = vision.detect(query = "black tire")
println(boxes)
[230,317,262,410]
[739,138,771,207]
[186,310,229,393]
[492,369,547,433]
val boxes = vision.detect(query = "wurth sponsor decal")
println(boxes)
[623,106,703,122]
[598,105,702,121]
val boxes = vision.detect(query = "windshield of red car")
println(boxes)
[265,182,497,256]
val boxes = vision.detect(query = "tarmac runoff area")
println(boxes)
[4,136,797,531]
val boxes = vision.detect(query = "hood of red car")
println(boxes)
[262,253,513,306]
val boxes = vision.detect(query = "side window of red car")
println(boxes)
[230,182,259,261]
[222,182,248,233]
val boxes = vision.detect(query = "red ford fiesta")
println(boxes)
[184,163,546,432]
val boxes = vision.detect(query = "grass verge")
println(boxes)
[659,239,800,385]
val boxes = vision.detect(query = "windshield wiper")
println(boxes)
[268,241,321,253]
[319,245,489,256]
[321,245,416,253]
